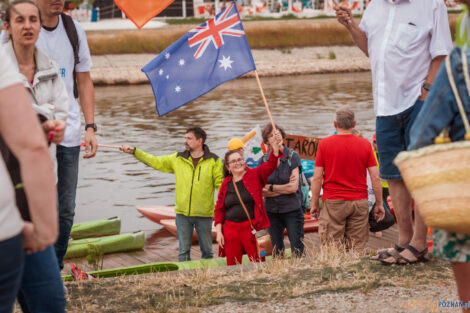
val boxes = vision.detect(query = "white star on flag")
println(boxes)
[179,59,185,66]
[165,52,171,59]
[158,69,163,75]
[218,56,234,71]
[166,75,169,79]
[175,86,182,93]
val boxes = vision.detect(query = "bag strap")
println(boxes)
[445,50,470,137]
[232,179,255,231]
[60,13,80,99]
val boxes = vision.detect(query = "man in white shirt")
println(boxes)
[35,0,98,270]
[335,0,453,265]
[0,45,58,313]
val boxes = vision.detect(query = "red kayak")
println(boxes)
[136,205,175,224]
[138,206,319,235]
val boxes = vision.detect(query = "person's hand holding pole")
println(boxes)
[119,145,135,154]
[271,131,283,157]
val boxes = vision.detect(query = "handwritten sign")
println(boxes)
[284,134,321,161]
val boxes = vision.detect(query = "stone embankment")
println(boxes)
[90,46,370,85]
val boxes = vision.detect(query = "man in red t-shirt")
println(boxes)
[310,106,385,250]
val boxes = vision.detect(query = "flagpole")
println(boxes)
[254,70,276,130]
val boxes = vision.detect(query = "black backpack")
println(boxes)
[60,13,80,99]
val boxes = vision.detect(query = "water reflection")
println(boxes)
[76,72,373,232]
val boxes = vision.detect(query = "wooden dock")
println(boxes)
[63,226,400,273]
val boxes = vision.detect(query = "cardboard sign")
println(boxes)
[284,134,321,161]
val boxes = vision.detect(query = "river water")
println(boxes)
[75,72,374,233]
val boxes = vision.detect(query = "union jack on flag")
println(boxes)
[188,2,244,59]
[142,2,256,116]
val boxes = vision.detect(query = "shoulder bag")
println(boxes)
[232,179,273,257]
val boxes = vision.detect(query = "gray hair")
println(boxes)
[335,105,355,129]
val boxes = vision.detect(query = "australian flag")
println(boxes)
[142,2,256,116]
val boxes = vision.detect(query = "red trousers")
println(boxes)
[223,220,262,266]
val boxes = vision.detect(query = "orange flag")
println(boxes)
[114,0,175,29]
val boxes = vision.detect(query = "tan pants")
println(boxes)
[319,199,369,251]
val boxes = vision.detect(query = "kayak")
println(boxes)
[62,249,292,281]
[70,216,121,239]
[139,206,319,234]
[161,217,318,243]
[64,231,145,259]
[136,206,175,224]
[159,219,217,243]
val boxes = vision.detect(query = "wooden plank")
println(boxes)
[63,226,400,274]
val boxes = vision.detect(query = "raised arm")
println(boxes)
[256,132,284,184]
[120,145,176,173]
[335,6,368,56]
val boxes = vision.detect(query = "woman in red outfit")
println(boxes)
[215,131,283,266]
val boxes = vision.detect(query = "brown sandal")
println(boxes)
[380,245,428,266]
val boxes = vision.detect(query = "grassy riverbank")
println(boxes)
[64,244,454,312]
[86,15,459,55]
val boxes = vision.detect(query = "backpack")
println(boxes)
[262,149,310,211]
[60,13,80,99]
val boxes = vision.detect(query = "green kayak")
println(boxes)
[70,217,121,239]
[64,231,145,259]
[62,250,291,281]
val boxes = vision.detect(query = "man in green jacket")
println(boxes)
[121,127,223,261]
[456,3,470,48]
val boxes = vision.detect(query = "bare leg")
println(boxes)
[388,179,413,247]
[382,180,428,263]
[380,180,413,263]
[451,262,470,312]
[401,205,428,260]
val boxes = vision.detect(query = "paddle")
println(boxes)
[80,142,121,150]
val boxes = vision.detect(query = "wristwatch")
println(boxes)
[85,123,97,132]
[423,83,432,91]
[269,184,274,192]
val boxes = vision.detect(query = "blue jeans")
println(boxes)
[0,234,24,313]
[55,145,80,270]
[267,209,305,257]
[376,99,424,180]
[175,214,213,261]
[17,246,65,313]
